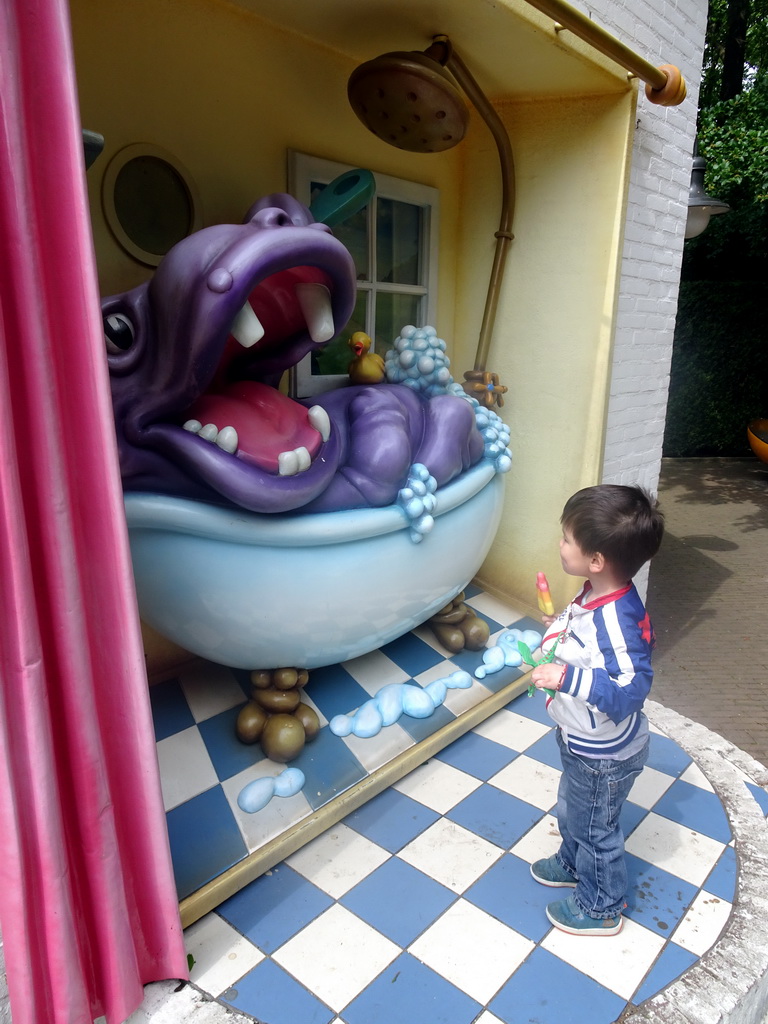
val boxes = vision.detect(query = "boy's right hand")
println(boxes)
[541,614,557,627]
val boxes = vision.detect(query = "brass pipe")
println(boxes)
[428,36,515,374]
[521,0,686,103]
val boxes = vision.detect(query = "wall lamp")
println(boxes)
[685,149,730,239]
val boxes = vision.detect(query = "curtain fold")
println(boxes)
[0,2,188,1022]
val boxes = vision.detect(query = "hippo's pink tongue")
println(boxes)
[188,382,321,473]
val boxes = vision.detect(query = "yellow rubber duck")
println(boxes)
[348,331,385,385]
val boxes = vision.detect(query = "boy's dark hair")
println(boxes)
[560,484,664,580]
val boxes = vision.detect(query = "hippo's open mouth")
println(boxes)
[180,267,335,476]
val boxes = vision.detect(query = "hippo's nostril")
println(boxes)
[249,207,295,229]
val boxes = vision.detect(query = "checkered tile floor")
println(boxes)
[150,586,762,1024]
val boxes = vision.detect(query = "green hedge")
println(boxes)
[663,280,768,456]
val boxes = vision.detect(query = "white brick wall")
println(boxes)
[591,0,709,498]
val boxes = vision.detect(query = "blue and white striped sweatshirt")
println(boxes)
[539,580,655,759]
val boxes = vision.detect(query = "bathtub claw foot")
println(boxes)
[427,592,490,654]
[236,667,320,762]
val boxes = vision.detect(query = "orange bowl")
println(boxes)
[747,419,768,463]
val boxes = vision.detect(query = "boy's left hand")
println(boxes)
[531,663,565,691]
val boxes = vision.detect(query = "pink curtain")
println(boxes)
[0,2,188,1022]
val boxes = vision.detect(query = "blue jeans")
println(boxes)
[554,729,649,919]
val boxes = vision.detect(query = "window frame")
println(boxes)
[287,151,440,397]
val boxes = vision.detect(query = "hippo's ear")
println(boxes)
[101,291,148,374]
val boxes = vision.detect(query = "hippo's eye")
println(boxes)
[104,313,135,354]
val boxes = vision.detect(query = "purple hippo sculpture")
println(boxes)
[104,193,486,514]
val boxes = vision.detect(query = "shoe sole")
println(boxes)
[545,906,623,936]
[529,863,577,888]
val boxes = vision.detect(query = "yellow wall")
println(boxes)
[70,0,635,614]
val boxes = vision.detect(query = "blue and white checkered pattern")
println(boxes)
[152,587,745,1024]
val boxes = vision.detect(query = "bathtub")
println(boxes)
[125,461,505,670]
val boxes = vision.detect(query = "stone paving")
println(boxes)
[647,457,768,767]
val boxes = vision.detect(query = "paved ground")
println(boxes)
[647,457,768,767]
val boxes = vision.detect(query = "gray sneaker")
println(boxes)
[530,855,577,888]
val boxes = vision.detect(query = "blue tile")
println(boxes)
[474,662,526,695]
[621,798,648,838]
[166,787,247,900]
[522,729,561,770]
[198,705,265,781]
[380,632,445,675]
[217,864,333,953]
[436,730,518,780]
[442,643,495,675]
[490,945,626,1024]
[647,732,693,777]
[464,852,553,942]
[703,844,737,902]
[462,582,482,599]
[632,942,698,1005]
[221,958,333,1024]
[745,781,768,816]
[303,664,371,719]
[652,778,732,843]
[447,784,542,850]
[624,852,699,936]
[507,613,546,634]
[342,787,439,852]
[340,859,456,946]
[291,725,367,810]
[507,689,554,726]
[343,952,481,1024]
[150,677,195,740]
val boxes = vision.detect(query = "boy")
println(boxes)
[530,484,664,936]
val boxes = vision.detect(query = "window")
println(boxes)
[288,152,439,397]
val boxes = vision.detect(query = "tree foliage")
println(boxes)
[663,0,768,456]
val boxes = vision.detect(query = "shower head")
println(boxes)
[347,48,469,153]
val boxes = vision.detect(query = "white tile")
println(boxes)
[178,661,248,722]
[285,822,390,898]
[398,818,503,893]
[679,761,715,792]
[627,766,676,810]
[464,591,528,627]
[672,889,732,956]
[509,814,562,864]
[221,765,313,854]
[273,904,399,1012]
[474,1014,506,1024]
[338,720,414,773]
[409,899,534,1003]
[625,812,726,887]
[490,754,560,811]
[342,649,409,695]
[542,915,666,1000]
[156,727,218,811]
[472,707,551,753]
[184,913,264,996]
[392,758,482,813]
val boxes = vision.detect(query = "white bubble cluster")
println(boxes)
[384,325,454,397]
[397,463,437,543]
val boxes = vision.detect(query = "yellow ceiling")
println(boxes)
[226,0,632,101]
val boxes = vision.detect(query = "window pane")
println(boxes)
[311,180,369,280]
[376,199,422,285]
[375,293,422,351]
[312,291,368,376]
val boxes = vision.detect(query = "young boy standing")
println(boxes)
[530,484,664,936]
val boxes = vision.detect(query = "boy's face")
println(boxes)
[559,527,593,578]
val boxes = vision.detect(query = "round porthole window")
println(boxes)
[102,144,202,266]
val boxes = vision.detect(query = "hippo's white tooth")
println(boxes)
[295,283,334,344]
[294,446,311,472]
[183,419,203,434]
[278,449,300,476]
[308,405,330,442]
[231,301,265,349]
[199,423,219,442]
[215,426,239,454]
